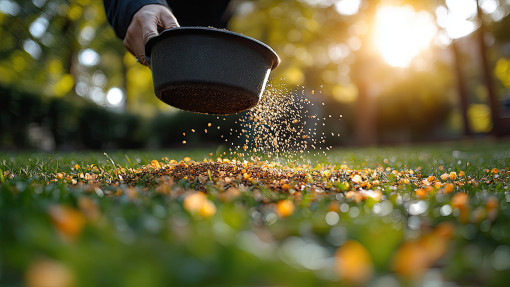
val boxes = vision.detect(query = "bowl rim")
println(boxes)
[145,27,280,70]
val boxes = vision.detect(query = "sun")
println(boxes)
[372,5,437,67]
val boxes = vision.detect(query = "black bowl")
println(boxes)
[145,27,280,114]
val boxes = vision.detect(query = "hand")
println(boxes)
[123,4,179,67]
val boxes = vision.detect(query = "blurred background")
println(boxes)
[1,0,510,150]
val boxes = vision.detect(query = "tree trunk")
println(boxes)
[353,75,377,146]
[451,41,471,136]
[122,53,130,112]
[61,17,78,97]
[476,0,501,135]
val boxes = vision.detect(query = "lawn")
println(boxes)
[1,139,509,286]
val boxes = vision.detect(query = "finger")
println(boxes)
[132,16,156,66]
[136,31,149,66]
[124,5,176,66]
[141,14,160,45]
[123,17,142,58]
[159,11,180,31]
[137,53,149,66]
[123,30,147,66]
[143,30,159,46]
[126,29,150,67]
[123,41,135,57]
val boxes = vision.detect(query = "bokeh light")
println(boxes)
[435,5,478,40]
[78,49,100,67]
[89,87,105,104]
[0,0,20,15]
[2,0,510,148]
[446,0,478,18]
[334,0,361,16]
[29,17,49,39]
[23,40,42,59]
[468,104,492,133]
[106,87,124,107]
[32,0,46,8]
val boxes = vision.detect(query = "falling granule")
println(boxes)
[177,83,342,161]
[216,84,341,161]
[182,140,186,144]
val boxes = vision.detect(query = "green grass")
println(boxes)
[1,139,509,287]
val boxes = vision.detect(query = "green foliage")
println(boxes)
[2,0,510,146]
[0,84,242,149]
[375,65,454,142]
[0,142,509,286]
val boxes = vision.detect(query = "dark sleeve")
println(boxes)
[103,0,169,39]
[166,0,231,28]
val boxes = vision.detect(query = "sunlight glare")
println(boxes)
[372,6,436,68]
[436,0,479,40]
[334,0,361,16]
[299,0,334,8]
[479,0,498,14]
[445,0,477,19]
[439,12,478,39]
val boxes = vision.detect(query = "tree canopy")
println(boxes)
[1,0,510,139]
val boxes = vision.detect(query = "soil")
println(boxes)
[157,82,259,114]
